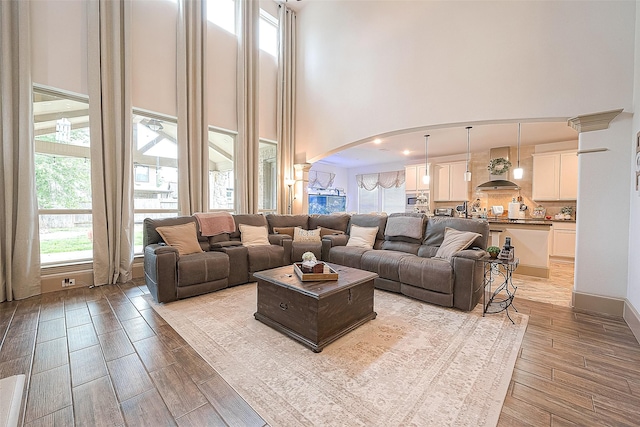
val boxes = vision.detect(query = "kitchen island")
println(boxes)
[487,219,552,278]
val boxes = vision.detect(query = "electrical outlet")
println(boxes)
[61,278,76,287]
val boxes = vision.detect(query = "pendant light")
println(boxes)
[513,123,524,180]
[422,134,430,184]
[464,126,472,182]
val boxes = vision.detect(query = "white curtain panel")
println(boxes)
[235,0,260,214]
[277,5,296,214]
[177,0,209,215]
[87,0,134,285]
[0,0,41,301]
[356,170,406,191]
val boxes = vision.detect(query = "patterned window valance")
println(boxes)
[308,170,335,189]
[356,170,406,191]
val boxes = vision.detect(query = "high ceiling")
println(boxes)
[314,121,579,169]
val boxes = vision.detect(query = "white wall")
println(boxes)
[627,6,640,318]
[295,1,636,162]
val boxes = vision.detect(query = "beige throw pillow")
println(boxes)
[346,225,379,249]
[239,224,270,247]
[434,227,482,260]
[273,227,295,238]
[156,222,203,256]
[293,227,321,242]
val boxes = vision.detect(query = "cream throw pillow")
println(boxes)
[346,225,379,249]
[293,227,321,242]
[156,222,203,256]
[239,224,270,247]
[434,227,482,260]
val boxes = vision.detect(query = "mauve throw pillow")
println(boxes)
[434,227,481,261]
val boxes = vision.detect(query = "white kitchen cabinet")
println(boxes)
[405,165,418,192]
[532,151,578,201]
[558,152,578,200]
[434,161,468,202]
[405,164,429,192]
[551,221,576,258]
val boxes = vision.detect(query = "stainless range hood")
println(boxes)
[476,147,520,191]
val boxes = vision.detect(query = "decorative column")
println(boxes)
[567,109,631,317]
[292,163,311,214]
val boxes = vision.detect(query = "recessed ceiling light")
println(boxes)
[373,138,382,144]
[403,150,410,155]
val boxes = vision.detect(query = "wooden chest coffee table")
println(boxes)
[253,264,378,352]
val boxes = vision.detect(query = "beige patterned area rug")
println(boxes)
[148,284,528,427]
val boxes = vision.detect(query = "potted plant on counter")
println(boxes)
[487,246,501,259]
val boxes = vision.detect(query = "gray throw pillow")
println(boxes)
[434,227,481,261]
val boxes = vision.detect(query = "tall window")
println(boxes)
[259,9,278,57]
[34,88,93,265]
[208,128,235,210]
[258,139,277,213]
[207,0,235,34]
[132,112,179,254]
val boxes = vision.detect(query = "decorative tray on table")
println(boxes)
[293,262,339,281]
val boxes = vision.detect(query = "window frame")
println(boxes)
[34,85,94,267]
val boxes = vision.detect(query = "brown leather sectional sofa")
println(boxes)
[143,212,489,311]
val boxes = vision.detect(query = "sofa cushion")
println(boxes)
[293,227,321,242]
[266,214,309,233]
[361,250,413,282]
[380,240,421,255]
[434,227,482,261]
[246,245,285,272]
[309,214,350,233]
[328,246,369,269]
[177,251,229,287]
[156,222,203,256]
[346,225,378,249]
[399,256,454,294]
[423,217,488,249]
[291,242,322,263]
[239,224,270,247]
[273,226,295,238]
[144,216,201,247]
[384,214,425,242]
[231,214,268,239]
[348,214,387,241]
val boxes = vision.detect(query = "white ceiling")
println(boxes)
[314,121,579,169]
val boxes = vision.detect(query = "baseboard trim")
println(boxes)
[514,265,549,278]
[572,291,625,317]
[624,300,640,345]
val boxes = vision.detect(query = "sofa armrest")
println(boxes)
[268,234,293,265]
[321,234,349,260]
[452,248,488,261]
[144,244,179,303]
[450,250,486,311]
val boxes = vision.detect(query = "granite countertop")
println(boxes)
[485,218,576,226]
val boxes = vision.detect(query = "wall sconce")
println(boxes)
[285,178,296,215]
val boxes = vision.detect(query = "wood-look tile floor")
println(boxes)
[0,263,638,426]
